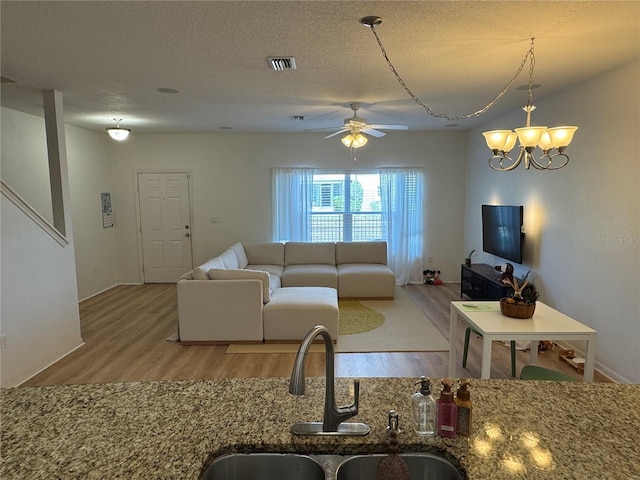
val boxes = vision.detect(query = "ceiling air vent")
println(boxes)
[268,57,297,71]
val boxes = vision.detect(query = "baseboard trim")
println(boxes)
[4,340,85,388]
[554,340,623,384]
[79,282,144,303]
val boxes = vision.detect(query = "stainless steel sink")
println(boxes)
[200,453,326,480]
[200,453,464,480]
[335,453,464,480]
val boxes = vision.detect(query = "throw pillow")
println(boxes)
[193,256,226,280]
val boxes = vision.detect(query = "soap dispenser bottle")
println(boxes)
[411,376,437,436]
[455,378,472,436]
[436,378,457,438]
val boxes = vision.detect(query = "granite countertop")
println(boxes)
[1,378,639,479]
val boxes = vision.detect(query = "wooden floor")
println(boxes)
[24,282,609,386]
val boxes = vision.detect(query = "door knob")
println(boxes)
[185,233,190,238]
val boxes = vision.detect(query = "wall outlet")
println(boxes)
[0,334,7,350]
[427,256,433,263]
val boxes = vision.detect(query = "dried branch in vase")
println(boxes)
[502,277,539,305]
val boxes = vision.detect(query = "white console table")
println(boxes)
[449,301,597,381]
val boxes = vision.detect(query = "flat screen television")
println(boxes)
[481,205,524,264]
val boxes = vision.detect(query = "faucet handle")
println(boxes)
[351,379,360,413]
[339,379,360,413]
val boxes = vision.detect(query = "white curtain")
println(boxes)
[272,167,313,242]
[380,167,425,285]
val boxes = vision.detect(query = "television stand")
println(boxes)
[460,263,519,300]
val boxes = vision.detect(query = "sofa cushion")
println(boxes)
[269,273,281,291]
[193,256,226,280]
[209,268,271,302]
[246,264,284,278]
[337,263,395,298]
[246,264,283,293]
[229,242,248,269]
[218,249,239,269]
[243,242,285,266]
[281,264,338,288]
[336,241,387,265]
[285,242,336,266]
[263,287,339,341]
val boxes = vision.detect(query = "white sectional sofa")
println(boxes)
[176,241,395,343]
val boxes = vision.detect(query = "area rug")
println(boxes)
[338,299,385,335]
[225,286,449,354]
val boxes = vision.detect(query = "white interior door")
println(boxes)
[138,172,193,283]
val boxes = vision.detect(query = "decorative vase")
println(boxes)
[465,258,471,267]
[500,298,536,319]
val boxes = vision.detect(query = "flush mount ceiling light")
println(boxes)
[106,118,130,142]
[361,17,578,171]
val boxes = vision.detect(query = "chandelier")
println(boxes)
[361,17,578,171]
[481,39,578,171]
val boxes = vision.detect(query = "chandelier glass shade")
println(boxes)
[106,118,131,142]
[341,132,368,148]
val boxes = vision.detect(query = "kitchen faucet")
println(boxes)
[289,325,370,436]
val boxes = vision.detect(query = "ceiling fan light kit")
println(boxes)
[361,18,578,171]
[341,133,368,148]
[318,102,408,159]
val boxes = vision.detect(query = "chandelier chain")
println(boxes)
[367,25,536,122]
[526,37,537,106]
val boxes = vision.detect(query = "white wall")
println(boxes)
[0,108,52,224]
[109,130,468,284]
[463,60,640,383]
[65,125,118,300]
[1,107,83,387]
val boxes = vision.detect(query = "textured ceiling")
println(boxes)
[1,1,639,135]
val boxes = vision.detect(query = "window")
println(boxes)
[273,167,424,284]
[311,172,382,242]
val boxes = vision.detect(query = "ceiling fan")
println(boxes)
[317,103,408,146]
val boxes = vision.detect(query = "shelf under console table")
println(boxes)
[460,263,521,300]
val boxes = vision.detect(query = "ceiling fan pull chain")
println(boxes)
[365,22,533,122]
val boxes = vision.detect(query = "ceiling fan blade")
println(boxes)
[361,128,386,138]
[304,126,344,132]
[324,128,349,139]
[366,124,409,130]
